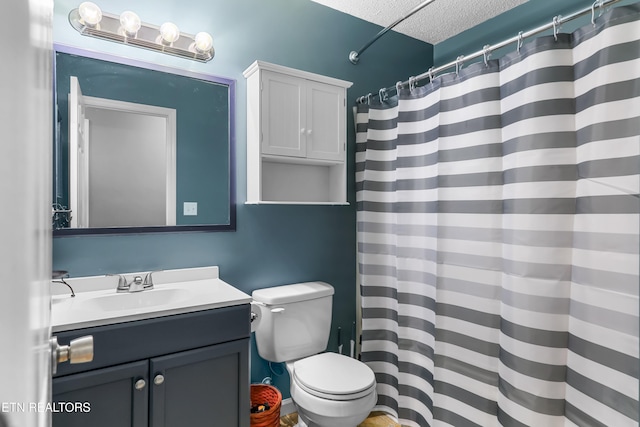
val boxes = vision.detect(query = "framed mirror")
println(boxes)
[53,45,235,235]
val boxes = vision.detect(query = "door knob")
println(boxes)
[134,379,146,390]
[50,335,94,375]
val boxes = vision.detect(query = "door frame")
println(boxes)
[69,90,177,228]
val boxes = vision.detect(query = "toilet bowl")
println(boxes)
[251,282,378,427]
[287,353,377,427]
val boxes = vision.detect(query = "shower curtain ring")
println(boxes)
[408,76,416,92]
[592,0,604,26]
[455,55,464,75]
[516,31,524,53]
[482,45,492,67]
[427,67,435,87]
[395,81,403,95]
[552,15,561,41]
[379,88,388,102]
[366,93,372,105]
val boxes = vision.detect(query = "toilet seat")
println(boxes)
[292,353,376,401]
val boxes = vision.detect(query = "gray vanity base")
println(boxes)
[52,305,250,427]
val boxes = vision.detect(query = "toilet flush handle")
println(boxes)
[270,307,285,314]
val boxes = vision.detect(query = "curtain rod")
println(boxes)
[349,0,439,64]
[356,0,622,104]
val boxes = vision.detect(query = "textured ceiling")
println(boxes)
[310,0,529,44]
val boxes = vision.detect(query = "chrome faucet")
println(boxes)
[128,276,145,292]
[111,272,155,293]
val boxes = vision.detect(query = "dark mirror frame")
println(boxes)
[52,44,236,236]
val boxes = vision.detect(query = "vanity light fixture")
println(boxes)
[78,1,102,27]
[69,2,215,62]
[119,11,141,37]
[194,32,214,53]
[159,22,180,44]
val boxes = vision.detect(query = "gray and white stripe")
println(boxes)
[357,4,639,427]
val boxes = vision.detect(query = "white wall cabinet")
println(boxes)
[244,61,352,204]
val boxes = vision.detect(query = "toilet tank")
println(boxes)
[252,282,334,363]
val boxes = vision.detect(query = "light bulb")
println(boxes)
[78,2,102,27]
[159,22,180,44]
[194,32,213,53]
[119,11,141,36]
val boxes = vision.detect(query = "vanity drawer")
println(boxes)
[53,304,250,377]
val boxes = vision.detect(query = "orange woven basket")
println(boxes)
[250,384,282,427]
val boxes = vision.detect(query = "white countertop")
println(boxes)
[51,267,251,332]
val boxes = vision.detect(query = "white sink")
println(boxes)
[82,288,191,312]
[51,266,251,332]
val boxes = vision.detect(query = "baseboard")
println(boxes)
[280,398,296,416]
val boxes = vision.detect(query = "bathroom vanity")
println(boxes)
[50,267,251,427]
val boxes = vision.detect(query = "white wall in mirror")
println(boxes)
[69,76,177,228]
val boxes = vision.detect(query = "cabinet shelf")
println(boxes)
[261,153,343,166]
[245,201,350,205]
[244,61,352,205]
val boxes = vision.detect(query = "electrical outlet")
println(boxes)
[183,202,198,216]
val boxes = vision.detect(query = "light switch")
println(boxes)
[183,202,198,216]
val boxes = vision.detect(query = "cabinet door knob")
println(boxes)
[134,379,146,390]
[307,129,312,135]
[154,374,165,385]
[300,128,306,134]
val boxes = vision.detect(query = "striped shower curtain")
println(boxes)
[355,4,639,427]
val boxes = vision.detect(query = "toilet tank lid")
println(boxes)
[252,282,334,305]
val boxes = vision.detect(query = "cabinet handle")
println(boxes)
[300,128,306,134]
[134,379,146,390]
[307,129,312,135]
[154,374,165,385]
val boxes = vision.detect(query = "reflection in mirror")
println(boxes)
[69,79,177,228]
[53,45,235,235]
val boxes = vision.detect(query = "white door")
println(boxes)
[305,81,345,162]
[69,76,88,228]
[0,1,53,427]
[261,70,307,158]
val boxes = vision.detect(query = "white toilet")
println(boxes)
[252,282,377,427]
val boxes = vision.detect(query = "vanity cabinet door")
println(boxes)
[149,339,250,427]
[52,360,149,427]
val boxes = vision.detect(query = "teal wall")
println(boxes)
[52,0,433,398]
